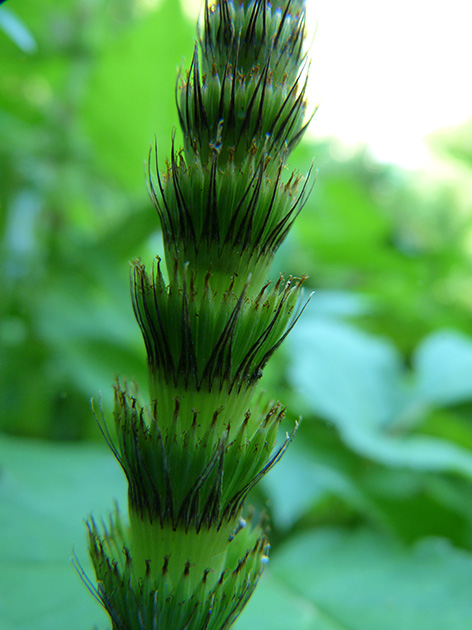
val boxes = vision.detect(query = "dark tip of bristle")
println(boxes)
[145,558,151,577]
[189,271,196,296]
[261,534,271,553]
[252,536,263,554]
[162,555,170,576]
[254,280,271,307]
[223,274,235,298]
[184,561,192,577]
[172,255,179,280]
[202,568,211,584]
[262,406,275,427]
[274,275,284,292]
[234,556,246,574]
[211,406,223,427]
[227,146,235,162]
[86,516,97,536]
[123,547,132,567]
[277,405,287,421]
[204,267,213,289]
[152,398,158,420]
[173,398,180,420]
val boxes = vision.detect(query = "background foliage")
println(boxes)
[2,1,472,628]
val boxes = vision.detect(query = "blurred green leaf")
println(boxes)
[0,435,125,630]
[288,312,408,430]
[236,571,344,630]
[414,330,472,406]
[288,314,472,476]
[261,440,369,531]
[80,0,193,192]
[271,528,472,630]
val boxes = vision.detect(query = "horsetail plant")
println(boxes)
[82,1,314,628]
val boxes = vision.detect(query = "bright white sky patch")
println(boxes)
[307,0,472,166]
[180,0,472,167]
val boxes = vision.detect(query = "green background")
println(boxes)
[2,1,472,628]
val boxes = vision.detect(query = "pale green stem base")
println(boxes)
[129,511,235,592]
[148,377,258,440]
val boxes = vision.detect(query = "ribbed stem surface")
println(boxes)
[86,1,312,628]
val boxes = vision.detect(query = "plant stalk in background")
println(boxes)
[84,1,313,627]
